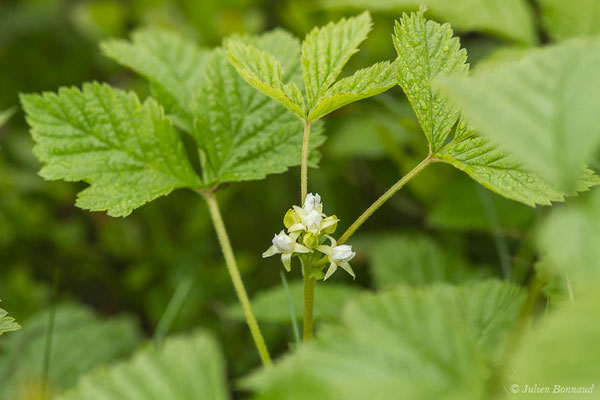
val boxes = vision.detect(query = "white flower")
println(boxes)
[317,235,356,280]
[263,230,310,271]
[303,193,322,214]
[304,209,323,233]
[288,193,338,234]
[331,245,355,263]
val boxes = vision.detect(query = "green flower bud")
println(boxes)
[303,232,319,249]
[322,215,339,234]
[283,208,301,229]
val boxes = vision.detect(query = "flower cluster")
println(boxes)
[263,193,355,280]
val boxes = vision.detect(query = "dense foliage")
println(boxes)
[1,0,600,399]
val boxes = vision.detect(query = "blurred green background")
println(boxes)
[1,0,596,397]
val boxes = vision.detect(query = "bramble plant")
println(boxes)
[12,3,600,399]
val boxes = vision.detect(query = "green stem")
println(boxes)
[204,192,272,366]
[338,155,435,245]
[302,258,315,340]
[301,120,312,203]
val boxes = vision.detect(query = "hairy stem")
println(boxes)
[338,155,435,244]
[301,121,312,204]
[204,192,272,366]
[302,258,315,340]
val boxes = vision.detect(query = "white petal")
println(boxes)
[288,223,305,232]
[316,245,332,256]
[294,244,311,254]
[262,245,280,258]
[288,231,301,241]
[339,261,356,279]
[281,253,292,272]
[324,235,337,247]
[331,244,355,263]
[273,231,294,252]
[321,217,339,230]
[305,210,322,233]
[323,263,338,280]
[293,205,307,218]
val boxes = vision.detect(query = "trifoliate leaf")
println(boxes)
[434,38,600,193]
[0,304,141,399]
[58,331,229,400]
[226,37,306,119]
[436,137,588,207]
[101,29,209,131]
[393,10,469,152]
[307,60,397,121]
[194,47,324,185]
[302,11,372,108]
[244,281,523,400]
[227,15,393,123]
[538,0,600,42]
[320,0,536,45]
[505,289,600,399]
[227,281,360,323]
[0,107,15,128]
[20,82,203,217]
[0,303,20,335]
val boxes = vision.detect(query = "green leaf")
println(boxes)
[227,16,393,123]
[505,289,600,399]
[245,281,523,400]
[320,0,537,45]
[436,137,594,206]
[194,47,325,184]
[20,82,202,217]
[538,0,600,42]
[393,10,469,152]
[0,304,141,398]
[538,188,600,292]
[228,281,360,323]
[58,331,229,400]
[226,36,306,119]
[455,280,525,364]
[0,303,20,335]
[0,107,15,128]
[307,61,397,121]
[435,38,600,192]
[101,29,209,131]
[368,233,482,288]
[302,11,372,108]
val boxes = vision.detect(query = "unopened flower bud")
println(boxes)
[303,232,319,249]
[322,215,339,234]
